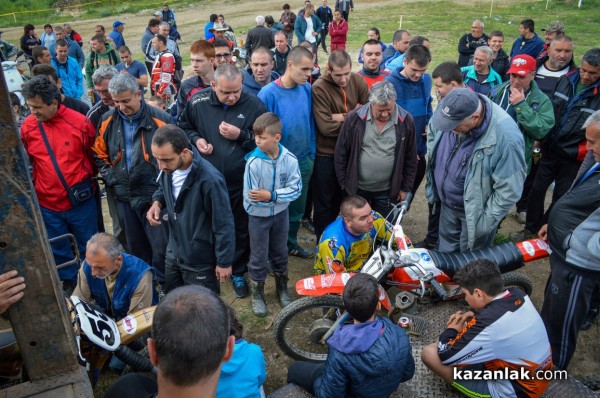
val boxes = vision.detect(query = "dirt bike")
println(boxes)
[0,234,157,388]
[0,296,157,389]
[273,196,550,362]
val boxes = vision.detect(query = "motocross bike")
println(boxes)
[273,196,550,362]
[0,234,157,389]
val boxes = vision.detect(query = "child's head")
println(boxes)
[148,95,165,110]
[253,112,282,152]
[455,259,505,309]
[225,302,243,339]
[343,273,380,323]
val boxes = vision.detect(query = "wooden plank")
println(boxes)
[0,64,91,396]
[0,366,92,398]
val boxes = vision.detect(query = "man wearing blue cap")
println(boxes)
[425,88,526,252]
[109,21,126,50]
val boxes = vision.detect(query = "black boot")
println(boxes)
[249,280,268,317]
[274,272,293,308]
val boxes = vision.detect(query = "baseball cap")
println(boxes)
[431,88,480,131]
[154,11,163,16]
[113,21,125,28]
[541,21,564,33]
[507,54,536,76]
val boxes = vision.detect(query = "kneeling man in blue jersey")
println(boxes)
[421,259,553,398]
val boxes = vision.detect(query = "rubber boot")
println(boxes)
[274,272,293,308]
[249,280,268,317]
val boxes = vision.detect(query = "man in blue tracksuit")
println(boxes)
[386,44,433,196]
[510,18,545,59]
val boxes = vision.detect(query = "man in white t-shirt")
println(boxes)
[535,34,575,97]
[148,125,236,296]
[294,4,322,62]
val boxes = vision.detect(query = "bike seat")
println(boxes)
[428,242,524,277]
[0,329,16,349]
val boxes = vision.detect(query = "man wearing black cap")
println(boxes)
[425,88,526,253]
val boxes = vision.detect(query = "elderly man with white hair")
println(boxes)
[245,15,275,57]
[460,45,503,96]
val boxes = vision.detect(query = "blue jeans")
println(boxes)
[41,199,98,282]
[288,157,314,250]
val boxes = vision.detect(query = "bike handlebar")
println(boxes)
[429,277,449,300]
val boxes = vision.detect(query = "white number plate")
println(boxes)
[71,296,121,351]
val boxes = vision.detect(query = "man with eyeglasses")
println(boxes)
[426,88,526,253]
[179,64,267,298]
[213,39,234,67]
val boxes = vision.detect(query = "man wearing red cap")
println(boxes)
[490,55,555,223]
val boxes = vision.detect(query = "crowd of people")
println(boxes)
[1,3,600,397]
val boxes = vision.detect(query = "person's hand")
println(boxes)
[0,270,25,314]
[538,224,548,241]
[120,69,128,75]
[249,189,271,202]
[312,32,318,36]
[146,201,163,226]
[215,266,232,282]
[219,121,241,140]
[331,113,345,122]
[447,310,474,332]
[397,191,407,201]
[509,86,525,105]
[196,138,214,155]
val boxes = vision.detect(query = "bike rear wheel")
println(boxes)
[273,295,346,362]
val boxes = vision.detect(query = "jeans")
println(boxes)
[41,198,98,282]
[356,188,395,221]
[438,203,496,253]
[288,157,314,250]
[228,186,249,277]
[116,200,168,283]
[248,210,289,282]
[313,156,343,240]
[525,152,581,233]
[287,361,325,395]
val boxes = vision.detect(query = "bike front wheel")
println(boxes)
[273,295,346,362]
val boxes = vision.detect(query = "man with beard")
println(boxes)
[242,46,279,95]
[535,34,576,97]
[147,125,235,295]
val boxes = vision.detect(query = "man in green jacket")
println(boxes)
[490,54,555,224]
[490,54,555,172]
[85,35,119,92]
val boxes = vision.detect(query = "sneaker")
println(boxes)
[289,245,315,259]
[414,240,436,250]
[509,229,535,243]
[231,275,249,298]
[301,218,315,234]
[516,211,527,224]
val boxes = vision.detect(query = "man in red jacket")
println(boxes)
[20,75,98,293]
[329,10,348,51]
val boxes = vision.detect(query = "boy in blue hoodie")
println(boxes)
[217,303,267,398]
[385,44,433,196]
[287,273,415,397]
[244,112,302,317]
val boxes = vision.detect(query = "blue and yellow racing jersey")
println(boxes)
[314,212,391,275]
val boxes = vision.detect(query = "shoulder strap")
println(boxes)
[110,50,118,65]
[37,121,71,195]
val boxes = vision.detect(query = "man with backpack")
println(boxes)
[85,35,119,96]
